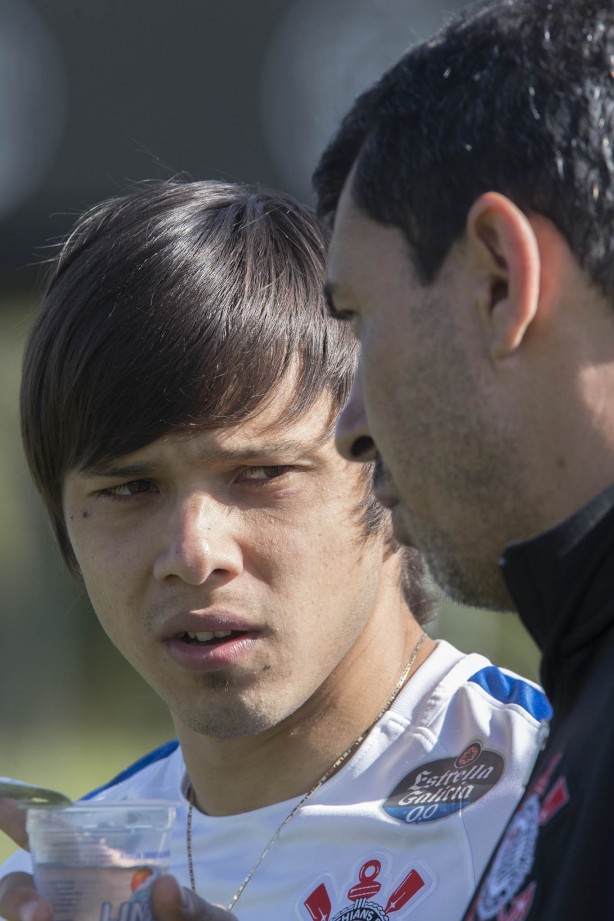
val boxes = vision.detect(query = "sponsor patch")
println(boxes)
[383,741,504,824]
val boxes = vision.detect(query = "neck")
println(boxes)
[177,605,432,816]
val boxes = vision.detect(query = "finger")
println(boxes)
[0,873,52,921]
[151,875,238,921]
[0,800,29,850]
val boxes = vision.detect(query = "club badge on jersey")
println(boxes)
[303,858,435,921]
[466,752,570,921]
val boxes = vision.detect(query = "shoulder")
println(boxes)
[464,661,551,723]
[82,739,184,801]
[393,641,551,760]
[418,639,551,724]
[387,642,552,819]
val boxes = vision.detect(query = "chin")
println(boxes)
[426,554,513,612]
[175,695,293,741]
[390,505,414,546]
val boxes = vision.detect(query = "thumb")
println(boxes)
[0,873,52,921]
[151,875,239,921]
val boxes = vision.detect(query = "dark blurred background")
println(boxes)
[0,0,539,859]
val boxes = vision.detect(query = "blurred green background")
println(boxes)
[0,0,540,865]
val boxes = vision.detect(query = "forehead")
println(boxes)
[76,380,337,474]
[192,385,335,456]
[326,180,416,311]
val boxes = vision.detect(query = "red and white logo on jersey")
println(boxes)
[303,857,434,920]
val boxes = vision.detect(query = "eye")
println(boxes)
[238,466,291,484]
[98,479,158,499]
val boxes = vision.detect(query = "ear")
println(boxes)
[466,192,541,361]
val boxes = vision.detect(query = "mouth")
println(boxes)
[164,615,259,672]
[373,491,399,510]
[176,629,247,647]
[372,456,399,509]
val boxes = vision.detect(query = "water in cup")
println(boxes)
[27,801,176,921]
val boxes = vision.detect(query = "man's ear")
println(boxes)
[466,192,541,361]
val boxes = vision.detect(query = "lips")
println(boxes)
[161,609,255,639]
[373,490,399,510]
[179,629,235,644]
[161,610,260,671]
[372,456,399,509]
[373,481,399,510]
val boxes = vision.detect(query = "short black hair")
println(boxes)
[314,0,614,296]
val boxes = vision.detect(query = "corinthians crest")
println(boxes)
[304,859,430,920]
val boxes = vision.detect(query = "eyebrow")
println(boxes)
[77,462,156,479]
[78,433,333,478]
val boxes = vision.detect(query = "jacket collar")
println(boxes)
[500,485,614,700]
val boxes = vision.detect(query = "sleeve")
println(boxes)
[0,847,34,875]
[452,667,549,879]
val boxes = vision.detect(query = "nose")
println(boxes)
[336,367,377,463]
[153,492,243,585]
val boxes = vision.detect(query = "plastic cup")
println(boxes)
[26,801,176,921]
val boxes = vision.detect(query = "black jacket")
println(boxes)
[463,486,614,921]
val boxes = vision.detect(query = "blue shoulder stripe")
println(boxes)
[468,667,552,721]
[81,739,180,800]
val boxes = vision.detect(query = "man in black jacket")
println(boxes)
[314,0,614,918]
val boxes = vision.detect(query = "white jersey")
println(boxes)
[2,641,550,921]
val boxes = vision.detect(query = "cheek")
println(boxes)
[69,517,118,577]
[254,501,360,590]
[67,513,143,618]
[78,563,144,666]
[65,501,94,545]
[360,313,404,407]
[361,349,406,451]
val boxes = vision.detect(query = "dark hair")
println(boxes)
[20,179,437,624]
[314,0,614,296]
[21,180,351,563]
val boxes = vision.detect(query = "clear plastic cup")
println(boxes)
[26,801,176,921]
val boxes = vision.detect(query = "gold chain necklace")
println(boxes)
[186,631,427,913]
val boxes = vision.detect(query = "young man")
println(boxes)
[314,0,614,918]
[0,181,547,921]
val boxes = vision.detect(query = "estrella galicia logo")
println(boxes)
[383,741,504,825]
